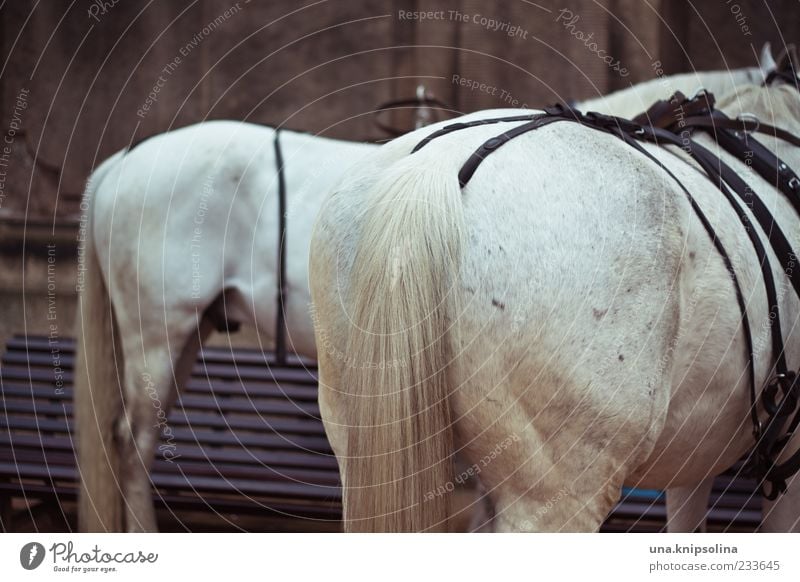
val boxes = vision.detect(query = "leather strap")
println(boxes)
[458,115,563,187]
[412,114,542,154]
[680,115,800,148]
[273,129,288,366]
[766,68,799,92]
[710,121,800,214]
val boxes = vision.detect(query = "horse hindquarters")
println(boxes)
[447,129,688,531]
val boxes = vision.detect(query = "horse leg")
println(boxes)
[666,478,714,532]
[761,473,800,532]
[466,480,496,532]
[116,316,213,532]
[480,448,624,533]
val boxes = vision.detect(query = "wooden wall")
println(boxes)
[1,0,798,221]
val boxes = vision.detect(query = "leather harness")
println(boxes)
[413,66,800,499]
[273,129,289,365]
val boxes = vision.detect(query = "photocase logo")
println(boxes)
[20,542,46,570]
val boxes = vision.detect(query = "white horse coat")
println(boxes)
[308,83,800,531]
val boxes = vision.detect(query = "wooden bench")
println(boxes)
[0,335,341,532]
[0,335,762,532]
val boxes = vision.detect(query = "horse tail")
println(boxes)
[75,151,126,532]
[342,151,464,532]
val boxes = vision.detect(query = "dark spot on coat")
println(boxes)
[689,251,696,261]
[492,298,505,310]
[618,354,624,361]
[592,307,608,320]
[466,286,475,294]
[499,245,505,253]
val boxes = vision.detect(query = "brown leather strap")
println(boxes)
[680,115,800,148]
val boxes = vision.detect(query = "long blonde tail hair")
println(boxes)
[74,152,125,531]
[342,152,464,532]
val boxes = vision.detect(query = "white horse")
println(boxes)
[74,57,771,533]
[75,122,375,532]
[308,78,800,531]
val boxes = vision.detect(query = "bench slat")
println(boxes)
[5,335,316,368]
[0,432,338,470]
[0,383,321,427]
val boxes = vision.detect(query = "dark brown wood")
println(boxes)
[0,335,341,532]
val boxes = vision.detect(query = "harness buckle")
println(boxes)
[789,177,800,191]
[762,372,799,417]
[762,476,788,501]
[736,113,761,135]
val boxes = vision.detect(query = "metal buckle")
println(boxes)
[789,177,800,191]
[737,113,761,135]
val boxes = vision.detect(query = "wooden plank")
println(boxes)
[0,448,341,489]
[0,361,319,388]
[0,433,338,471]
[1,390,324,424]
[4,335,317,369]
[0,416,333,453]
[0,481,341,521]
[0,462,341,502]
[0,371,319,401]
[0,406,327,442]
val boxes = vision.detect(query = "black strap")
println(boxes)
[412,114,542,154]
[273,129,288,366]
[711,121,800,213]
[458,115,565,188]
[766,68,800,92]
[679,114,800,149]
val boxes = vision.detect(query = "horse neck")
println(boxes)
[579,68,761,118]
